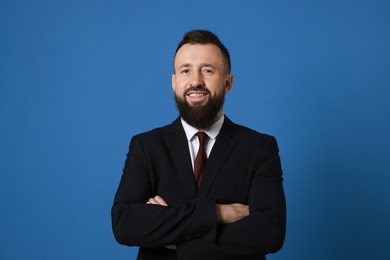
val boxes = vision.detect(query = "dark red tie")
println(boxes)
[194,132,208,187]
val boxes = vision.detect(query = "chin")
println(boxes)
[186,98,209,107]
[189,100,206,105]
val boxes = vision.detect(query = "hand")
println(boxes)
[165,244,177,250]
[146,195,176,250]
[146,195,168,206]
[216,203,249,224]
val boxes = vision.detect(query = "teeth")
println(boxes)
[189,93,205,97]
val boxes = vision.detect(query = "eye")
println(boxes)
[180,69,190,74]
[202,68,214,74]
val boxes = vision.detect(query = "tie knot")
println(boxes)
[196,132,208,145]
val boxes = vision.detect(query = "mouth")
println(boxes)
[187,92,207,97]
[186,91,209,103]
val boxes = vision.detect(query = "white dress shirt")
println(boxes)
[181,115,225,171]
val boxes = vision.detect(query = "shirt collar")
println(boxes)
[181,114,225,141]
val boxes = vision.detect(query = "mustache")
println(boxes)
[184,86,210,96]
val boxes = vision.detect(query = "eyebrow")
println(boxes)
[179,63,191,69]
[178,63,217,69]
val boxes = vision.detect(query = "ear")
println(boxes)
[172,74,176,92]
[224,73,234,93]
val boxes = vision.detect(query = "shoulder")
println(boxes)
[226,121,281,162]
[224,116,275,142]
[131,117,183,142]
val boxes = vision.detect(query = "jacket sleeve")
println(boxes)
[111,136,218,248]
[177,136,286,259]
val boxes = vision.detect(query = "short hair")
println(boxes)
[174,30,231,73]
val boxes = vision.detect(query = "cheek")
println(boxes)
[210,81,227,96]
[174,78,187,91]
[173,87,186,100]
[174,86,185,95]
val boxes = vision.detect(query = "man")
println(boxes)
[112,30,286,260]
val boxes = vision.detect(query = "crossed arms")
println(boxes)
[147,195,249,250]
[112,134,286,257]
[147,195,249,225]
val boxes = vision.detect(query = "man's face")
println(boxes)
[172,44,233,128]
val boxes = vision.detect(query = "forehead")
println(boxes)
[174,44,224,68]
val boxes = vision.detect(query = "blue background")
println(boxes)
[1,0,389,259]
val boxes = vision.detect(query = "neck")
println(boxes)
[196,111,223,131]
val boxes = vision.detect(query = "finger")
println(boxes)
[154,196,168,206]
[165,244,177,250]
[235,203,249,216]
[147,198,159,205]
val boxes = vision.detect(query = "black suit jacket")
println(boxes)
[112,116,286,259]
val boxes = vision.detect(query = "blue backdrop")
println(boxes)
[1,0,389,259]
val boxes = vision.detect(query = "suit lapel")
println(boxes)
[164,118,198,199]
[197,117,238,197]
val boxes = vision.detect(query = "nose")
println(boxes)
[189,70,204,87]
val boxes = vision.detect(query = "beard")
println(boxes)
[175,86,225,130]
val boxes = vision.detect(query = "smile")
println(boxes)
[188,93,207,97]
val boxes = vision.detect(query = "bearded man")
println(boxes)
[112,30,286,260]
